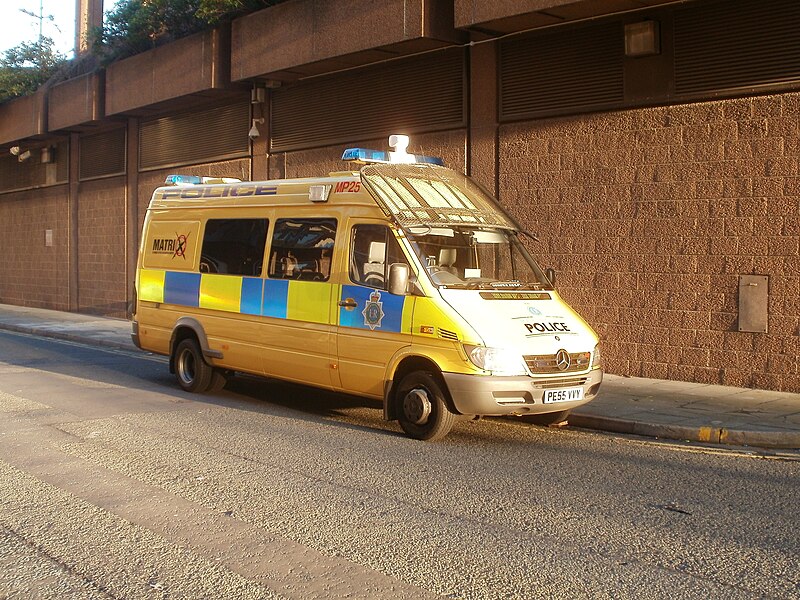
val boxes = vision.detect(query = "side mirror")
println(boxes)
[545,267,556,287]
[388,263,409,295]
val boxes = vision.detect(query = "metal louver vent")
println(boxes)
[674,0,800,96]
[271,50,465,152]
[439,328,459,341]
[139,102,249,171]
[80,128,126,181]
[500,22,623,121]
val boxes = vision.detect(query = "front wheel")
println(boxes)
[174,338,214,392]
[396,371,456,441]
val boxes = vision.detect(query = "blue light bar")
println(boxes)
[412,154,445,166]
[341,148,389,163]
[164,174,203,185]
[341,148,444,166]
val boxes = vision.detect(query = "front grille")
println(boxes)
[532,376,589,390]
[524,351,591,374]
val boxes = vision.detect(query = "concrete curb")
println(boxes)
[568,414,800,450]
[0,323,135,353]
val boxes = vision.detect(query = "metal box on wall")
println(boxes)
[738,275,768,333]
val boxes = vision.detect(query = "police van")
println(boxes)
[132,135,602,440]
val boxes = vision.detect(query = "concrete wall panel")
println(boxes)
[0,186,69,310]
[77,176,127,316]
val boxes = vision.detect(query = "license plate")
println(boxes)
[543,386,584,404]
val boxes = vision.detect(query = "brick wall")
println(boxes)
[499,93,800,392]
[78,177,127,317]
[0,186,70,310]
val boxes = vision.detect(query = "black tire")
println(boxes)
[174,338,214,393]
[525,409,571,426]
[396,371,456,441]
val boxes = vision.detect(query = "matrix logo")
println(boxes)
[152,233,190,259]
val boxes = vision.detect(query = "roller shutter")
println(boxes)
[500,21,623,121]
[674,0,800,97]
[79,128,126,181]
[139,102,249,171]
[271,49,466,152]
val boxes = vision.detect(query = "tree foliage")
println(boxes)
[91,0,279,65]
[0,37,67,103]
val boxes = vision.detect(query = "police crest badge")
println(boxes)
[362,290,385,330]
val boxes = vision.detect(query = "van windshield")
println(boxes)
[360,163,550,290]
[406,225,552,290]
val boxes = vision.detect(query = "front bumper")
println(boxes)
[131,320,141,349]
[442,369,603,416]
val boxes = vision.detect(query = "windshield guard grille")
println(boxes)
[361,164,517,230]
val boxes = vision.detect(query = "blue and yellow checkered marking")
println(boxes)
[240,277,264,315]
[139,270,409,331]
[140,269,338,324]
[262,279,289,319]
[164,272,200,307]
[339,284,406,332]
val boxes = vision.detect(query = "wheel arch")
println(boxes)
[168,317,220,374]
[383,354,456,421]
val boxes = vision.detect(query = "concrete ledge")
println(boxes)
[231,0,461,81]
[106,27,231,116]
[569,414,800,450]
[454,0,677,33]
[49,72,105,131]
[0,88,47,145]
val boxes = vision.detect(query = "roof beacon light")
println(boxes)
[341,134,444,166]
[388,134,411,163]
[164,174,242,186]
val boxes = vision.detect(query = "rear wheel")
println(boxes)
[174,338,213,393]
[525,409,571,426]
[396,371,456,441]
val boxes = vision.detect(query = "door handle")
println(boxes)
[338,299,358,308]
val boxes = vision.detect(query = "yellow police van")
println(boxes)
[132,135,602,440]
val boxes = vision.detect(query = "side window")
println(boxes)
[349,224,406,290]
[268,218,337,281]
[200,218,268,276]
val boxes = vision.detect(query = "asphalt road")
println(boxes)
[0,330,798,599]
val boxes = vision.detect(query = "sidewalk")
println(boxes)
[0,303,798,450]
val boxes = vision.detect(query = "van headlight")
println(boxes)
[591,344,602,369]
[464,345,527,376]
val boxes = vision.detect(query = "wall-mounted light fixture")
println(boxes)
[9,146,20,156]
[17,150,31,162]
[625,20,660,57]
[251,86,266,104]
